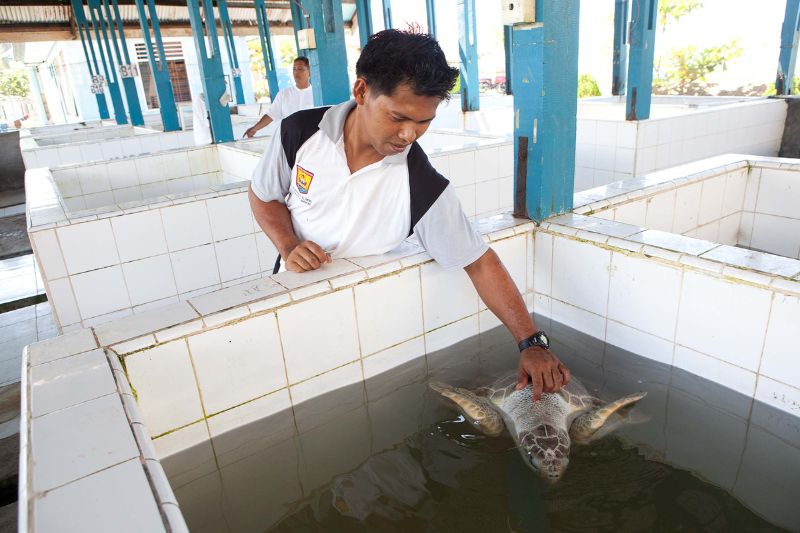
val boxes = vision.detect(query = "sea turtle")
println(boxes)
[430,374,646,483]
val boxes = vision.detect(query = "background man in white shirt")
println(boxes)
[244,56,314,138]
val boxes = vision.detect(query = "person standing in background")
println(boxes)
[244,57,314,138]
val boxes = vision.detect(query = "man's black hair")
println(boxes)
[294,56,310,68]
[356,29,459,100]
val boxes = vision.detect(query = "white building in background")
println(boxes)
[21,35,255,126]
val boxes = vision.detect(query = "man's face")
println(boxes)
[355,81,441,157]
[293,60,310,86]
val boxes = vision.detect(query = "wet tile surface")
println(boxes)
[0,255,45,307]
[627,229,720,256]
[701,245,800,278]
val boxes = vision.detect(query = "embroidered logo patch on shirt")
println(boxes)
[296,166,314,194]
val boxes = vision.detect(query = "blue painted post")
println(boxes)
[290,0,306,56]
[612,0,629,95]
[86,0,128,124]
[625,0,658,120]
[511,0,579,221]
[99,0,144,125]
[186,0,234,143]
[134,0,180,131]
[776,0,800,95]
[71,0,110,119]
[355,0,373,48]
[426,0,437,38]
[293,0,351,106]
[382,0,392,29]
[254,0,280,99]
[217,0,246,105]
[503,25,513,95]
[457,0,479,111]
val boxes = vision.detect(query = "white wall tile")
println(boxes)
[448,151,476,187]
[498,144,513,177]
[594,145,616,171]
[606,320,674,365]
[206,192,254,241]
[722,169,747,217]
[474,146,499,182]
[454,185,476,217]
[188,148,210,175]
[420,262,479,331]
[354,268,423,356]
[676,271,771,371]
[134,155,164,184]
[673,182,702,234]
[82,191,114,210]
[111,210,168,263]
[756,168,800,218]
[550,299,606,340]
[47,278,81,327]
[617,122,637,149]
[694,220,719,242]
[613,200,647,227]
[113,186,143,205]
[717,214,740,246]
[71,265,131,319]
[188,314,287,415]
[99,139,123,160]
[170,244,220,293]
[533,232,553,295]
[596,121,618,147]
[698,175,726,226]
[32,230,67,280]
[760,293,800,389]
[551,237,610,316]
[215,234,260,283]
[750,214,800,259]
[615,147,635,174]
[475,180,500,215]
[674,345,756,396]
[78,164,111,195]
[106,159,139,190]
[425,314,479,353]
[57,220,119,275]
[161,202,213,251]
[608,252,682,340]
[278,289,360,384]
[122,255,178,306]
[644,190,676,232]
[491,235,527,294]
[126,341,204,436]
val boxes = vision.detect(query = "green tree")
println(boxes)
[247,39,270,101]
[658,0,703,28]
[762,77,800,96]
[578,74,601,98]
[0,69,30,98]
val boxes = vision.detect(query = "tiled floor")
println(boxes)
[0,255,45,308]
[0,302,56,386]
[0,214,30,260]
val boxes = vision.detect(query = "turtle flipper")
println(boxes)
[569,391,647,444]
[430,382,506,437]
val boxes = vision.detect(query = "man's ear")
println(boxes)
[352,78,368,104]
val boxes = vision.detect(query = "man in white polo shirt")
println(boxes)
[244,57,314,138]
[249,30,570,401]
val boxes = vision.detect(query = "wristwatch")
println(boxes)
[518,331,550,352]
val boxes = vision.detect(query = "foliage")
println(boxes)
[762,77,800,96]
[578,74,601,98]
[658,0,703,30]
[0,69,30,98]
[653,41,743,95]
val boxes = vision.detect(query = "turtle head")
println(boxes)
[520,424,571,483]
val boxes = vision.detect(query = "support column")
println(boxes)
[511,0,579,221]
[612,0,629,95]
[625,0,658,120]
[254,0,280,99]
[134,0,180,131]
[217,0,246,105]
[776,0,800,95]
[426,0,437,38]
[457,0,479,111]
[86,0,128,124]
[503,25,513,95]
[186,0,234,143]
[96,0,144,125]
[27,67,48,125]
[355,0,373,48]
[71,0,110,119]
[290,0,306,56]
[382,0,392,29]
[291,0,350,106]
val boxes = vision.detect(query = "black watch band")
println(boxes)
[518,330,550,352]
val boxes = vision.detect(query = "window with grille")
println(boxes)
[135,42,191,108]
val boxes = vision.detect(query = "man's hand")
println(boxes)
[515,347,571,401]
[244,126,257,138]
[284,240,331,272]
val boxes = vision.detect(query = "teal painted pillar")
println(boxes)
[426,0,437,38]
[355,0,373,48]
[776,0,800,95]
[612,0,629,95]
[290,0,306,57]
[134,0,180,131]
[186,0,234,143]
[503,25,513,95]
[254,0,280,99]
[510,0,579,222]
[86,0,128,124]
[97,0,144,125]
[71,0,110,119]
[217,0,246,105]
[458,0,479,111]
[382,0,392,29]
[291,0,350,106]
[625,0,658,120]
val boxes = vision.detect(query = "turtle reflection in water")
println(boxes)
[430,374,646,483]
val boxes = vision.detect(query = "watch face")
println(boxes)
[539,332,549,346]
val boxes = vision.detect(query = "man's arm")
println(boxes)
[248,185,330,271]
[244,114,274,138]
[464,248,570,400]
